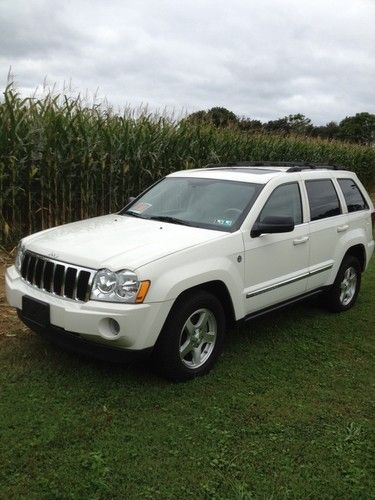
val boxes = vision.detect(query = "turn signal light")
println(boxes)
[135,281,151,303]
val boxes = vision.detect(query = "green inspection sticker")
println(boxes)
[214,219,233,226]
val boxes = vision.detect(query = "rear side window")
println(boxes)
[259,182,302,225]
[338,178,368,212]
[305,179,341,221]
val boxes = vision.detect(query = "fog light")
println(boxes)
[98,317,120,339]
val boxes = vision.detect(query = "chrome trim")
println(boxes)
[50,262,56,293]
[86,272,95,302]
[73,270,80,301]
[60,266,67,297]
[246,272,309,298]
[25,255,31,282]
[308,263,333,277]
[246,263,333,298]
[40,260,47,289]
[244,289,323,321]
[32,257,38,285]
[20,249,95,303]
[21,249,96,270]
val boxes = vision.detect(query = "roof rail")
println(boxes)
[204,161,346,172]
[286,163,346,172]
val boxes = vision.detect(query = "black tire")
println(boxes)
[151,290,226,381]
[325,256,361,312]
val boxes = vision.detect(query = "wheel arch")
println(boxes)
[343,244,366,272]
[169,280,236,330]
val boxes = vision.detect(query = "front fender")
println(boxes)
[138,234,245,320]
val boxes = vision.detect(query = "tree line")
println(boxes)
[184,108,375,146]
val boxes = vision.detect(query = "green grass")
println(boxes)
[1,261,374,499]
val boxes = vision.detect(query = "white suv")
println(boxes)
[5,162,375,380]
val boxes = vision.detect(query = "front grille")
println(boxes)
[20,250,94,302]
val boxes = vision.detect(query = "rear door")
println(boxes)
[303,175,348,291]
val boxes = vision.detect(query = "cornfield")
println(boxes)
[1,85,374,248]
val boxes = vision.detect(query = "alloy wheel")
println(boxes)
[179,308,217,369]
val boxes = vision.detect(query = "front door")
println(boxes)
[243,181,310,315]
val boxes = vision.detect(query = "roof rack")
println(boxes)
[204,161,346,172]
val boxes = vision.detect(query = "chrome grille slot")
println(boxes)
[19,250,95,303]
[77,271,91,301]
[34,258,44,288]
[53,265,65,295]
[21,253,30,279]
[64,268,77,298]
[43,261,54,292]
[27,255,36,283]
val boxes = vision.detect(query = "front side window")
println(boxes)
[338,178,368,212]
[305,179,341,221]
[259,182,303,225]
[121,177,263,231]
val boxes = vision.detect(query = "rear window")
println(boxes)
[338,178,369,212]
[305,179,341,221]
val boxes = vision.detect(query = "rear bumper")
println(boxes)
[18,311,152,362]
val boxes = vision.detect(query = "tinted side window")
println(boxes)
[305,179,341,221]
[338,178,368,212]
[259,183,302,225]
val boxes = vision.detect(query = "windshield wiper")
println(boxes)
[148,215,193,226]
[124,211,148,219]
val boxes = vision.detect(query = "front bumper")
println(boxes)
[18,311,152,362]
[5,265,174,351]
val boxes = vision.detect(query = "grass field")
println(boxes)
[0,253,374,499]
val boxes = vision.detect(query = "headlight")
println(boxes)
[15,242,25,273]
[90,269,150,303]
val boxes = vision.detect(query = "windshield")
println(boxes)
[120,177,263,231]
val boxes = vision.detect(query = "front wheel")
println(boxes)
[325,256,361,312]
[151,291,226,381]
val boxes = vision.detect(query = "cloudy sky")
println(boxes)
[1,0,374,124]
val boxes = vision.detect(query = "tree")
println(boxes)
[287,114,313,134]
[184,110,208,124]
[184,107,238,128]
[183,109,375,145]
[338,112,375,145]
[238,117,263,131]
[264,117,290,134]
[311,121,340,140]
[206,107,238,127]
[264,114,313,135]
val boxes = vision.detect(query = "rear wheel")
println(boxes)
[326,256,361,312]
[152,291,226,381]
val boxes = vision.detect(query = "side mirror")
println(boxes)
[251,216,294,238]
[127,196,136,204]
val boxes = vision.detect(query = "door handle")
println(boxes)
[337,224,349,233]
[293,236,309,245]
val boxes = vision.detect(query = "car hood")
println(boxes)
[24,214,224,270]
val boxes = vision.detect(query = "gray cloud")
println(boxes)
[0,0,374,124]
